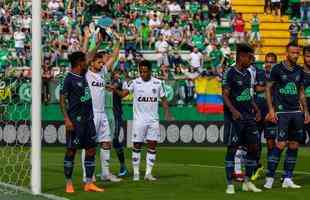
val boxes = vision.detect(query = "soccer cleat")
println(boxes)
[264,177,274,189]
[133,173,140,181]
[225,184,235,194]
[65,181,75,193]
[242,181,262,192]
[101,174,122,182]
[233,172,245,182]
[144,174,157,181]
[119,166,128,177]
[251,166,264,181]
[282,178,301,189]
[84,183,105,192]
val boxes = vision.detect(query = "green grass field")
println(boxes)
[1,146,310,200]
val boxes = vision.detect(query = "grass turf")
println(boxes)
[1,146,310,200]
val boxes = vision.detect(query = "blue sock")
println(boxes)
[245,153,257,179]
[84,155,95,183]
[64,154,74,180]
[225,148,236,185]
[266,147,283,177]
[283,148,298,178]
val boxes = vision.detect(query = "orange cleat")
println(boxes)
[66,181,75,193]
[84,183,105,192]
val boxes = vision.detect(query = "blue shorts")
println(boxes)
[66,119,97,149]
[277,112,304,142]
[224,118,260,146]
[264,122,278,140]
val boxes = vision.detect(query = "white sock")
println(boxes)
[101,148,110,178]
[234,149,244,174]
[81,149,86,181]
[132,149,141,175]
[145,149,156,175]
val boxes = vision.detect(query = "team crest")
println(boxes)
[77,82,82,87]
[152,88,156,94]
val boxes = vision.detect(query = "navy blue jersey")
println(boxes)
[112,79,123,115]
[269,62,303,112]
[255,68,267,100]
[222,66,255,120]
[303,70,310,110]
[60,72,94,122]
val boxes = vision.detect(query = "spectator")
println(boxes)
[302,23,310,45]
[281,0,289,16]
[161,23,172,42]
[219,0,232,17]
[189,47,203,72]
[290,0,301,19]
[13,26,26,64]
[300,0,310,27]
[155,34,170,66]
[167,1,182,16]
[208,0,221,25]
[250,13,261,44]
[289,18,301,42]
[232,13,245,43]
[42,59,53,104]
[271,0,281,16]
[170,22,184,47]
[264,0,272,14]
[190,29,207,52]
[209,44,224,74]
[139,22,152,49]
[220,41,232,68]
[48,0,63,18]
[124,23,138,58]
[149,13,162,39]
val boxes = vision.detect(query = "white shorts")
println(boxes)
[132,120,160,143]
[93,112,111,143]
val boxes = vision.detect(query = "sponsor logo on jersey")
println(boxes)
[137,96,158,102]
[279,82,297,95]
[153,81,160,85]
[91,81,105,87]
[77,82,82,87]
[236,88,251,102]
[81,87,92,102]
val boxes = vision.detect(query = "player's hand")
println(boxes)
[255,111,261,122]
[64,117,74,132]
[266,110,278,123]
[304,111,310,124]
[232,110,242,120]
[105,84,116,92]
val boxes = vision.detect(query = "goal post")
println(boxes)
[31,0,42,195]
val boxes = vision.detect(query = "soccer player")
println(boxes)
[81,44,122,183]
[303,45,310,143]
[110,60,173,181]
[111,69,128,176]
[264,42,310,189]
[60,51,104,193]
[251,52,278,181]
[223,43,262,194]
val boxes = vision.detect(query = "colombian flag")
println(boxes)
[195,77,223,113]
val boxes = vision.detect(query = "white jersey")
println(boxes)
[86,67,108,113]
[126,77,165,122]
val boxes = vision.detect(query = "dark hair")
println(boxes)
[286,41,299,50]
[139,60,152,70]
[68,51,86,68]
[236,43,254,58]
[303,45,310,55]
[265,52,277,62]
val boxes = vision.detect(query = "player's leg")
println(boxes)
[83,120,104,192]
[223,120,240,194]
[144,121,161,181]
[64,128,77,193]
[233,147,246,182]
[64,147,77,193]
[282,113,304,188]
[132,120,145,181]
[113,113,127,176]
[264,113,288,189]
[242,121,262,192]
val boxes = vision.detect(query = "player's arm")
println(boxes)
[252,99,261,121]
[83,30,103,65]
[222,69,242,120]
[161,96,173,121]
[104,41,120,72]
[299,85,310,123]
[266,80,277,122]
[59,78,74,131]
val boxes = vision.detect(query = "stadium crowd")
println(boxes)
[0,0,309,105]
